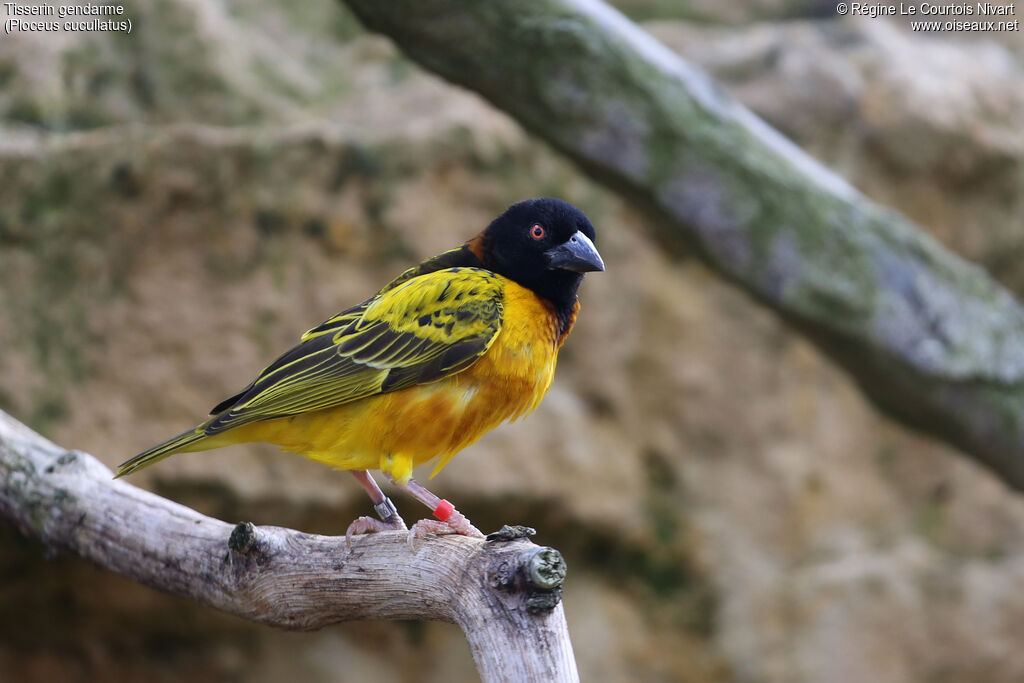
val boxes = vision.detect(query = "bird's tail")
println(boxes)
[115,425,216,478]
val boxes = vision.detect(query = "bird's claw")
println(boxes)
[406,509,485,551]
[345,514,407,549]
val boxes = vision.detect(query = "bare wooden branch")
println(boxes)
[340,0,1024,491]
[0,410,578,682]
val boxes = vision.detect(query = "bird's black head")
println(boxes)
[476,198,604,315]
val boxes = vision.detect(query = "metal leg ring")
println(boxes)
[374,498,399,523]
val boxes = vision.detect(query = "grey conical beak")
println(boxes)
[545,231,605,273]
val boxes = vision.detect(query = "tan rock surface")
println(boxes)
[3,2,1024,682]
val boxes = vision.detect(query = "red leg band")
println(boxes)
[433,499,455,522]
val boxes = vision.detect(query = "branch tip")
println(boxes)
[524,546,567,591]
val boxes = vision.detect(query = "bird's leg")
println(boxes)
[392,478,484,547]
[346,470,407,547]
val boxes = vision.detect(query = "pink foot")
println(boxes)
[407,508,484,550]
[346,514,407,549]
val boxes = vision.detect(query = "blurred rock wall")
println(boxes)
[2,1,1024,681]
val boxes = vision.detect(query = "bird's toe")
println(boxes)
[345,515,407,549]
[406,511,485,550]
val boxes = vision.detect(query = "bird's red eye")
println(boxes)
[530,224,546,240]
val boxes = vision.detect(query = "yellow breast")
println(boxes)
[234,277,566,484]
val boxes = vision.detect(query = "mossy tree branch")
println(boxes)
[341,0,1024,490]
[0,411,577,683]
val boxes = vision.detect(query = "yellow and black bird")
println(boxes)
[117,198,604,542]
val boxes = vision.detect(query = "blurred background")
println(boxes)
[2,0,1024,681]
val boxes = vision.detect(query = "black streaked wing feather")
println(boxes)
[204,268,503,435]
[205,246,473,415]
[298,243,482,344]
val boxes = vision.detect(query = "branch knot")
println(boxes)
[228,521,260,555]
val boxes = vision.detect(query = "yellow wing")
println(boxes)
[204,267,504,435]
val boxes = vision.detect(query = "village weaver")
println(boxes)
[116,198,604,544]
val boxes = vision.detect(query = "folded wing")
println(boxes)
[204,267,504,435]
